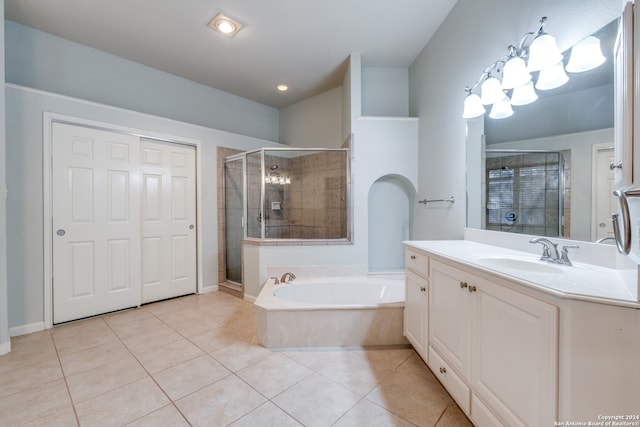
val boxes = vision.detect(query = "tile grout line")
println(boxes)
[103,307,194,426]
[50,328,83,427]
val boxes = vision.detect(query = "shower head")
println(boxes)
[270,165,278,170]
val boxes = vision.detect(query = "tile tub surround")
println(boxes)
[0,292,470,426]
[255,273,408,348]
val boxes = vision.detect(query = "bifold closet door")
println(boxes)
[52,123,141,324]
[140,139,197,303]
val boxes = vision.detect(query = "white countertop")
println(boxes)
[405,240,639,308]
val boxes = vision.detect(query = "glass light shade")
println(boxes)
[535,61,569,90]
[527,33,564,72]
[501,57,532,89]
[462,93,486,118]
[480,77,505,105]
[489,97,514,119]
[566,36,606,73]
[510,81,538,106]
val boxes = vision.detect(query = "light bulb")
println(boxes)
[502,57,532,89]
[527,33,564,72]
[566,36,606,73]
[481,77,505,105]
[511,81,538,106]
[489,97,514,119]
[536,61,569,90]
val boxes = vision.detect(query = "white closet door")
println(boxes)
[52,123,141,324]
[140,139,196,303]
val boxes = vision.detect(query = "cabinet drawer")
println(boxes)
[406,249,428,277]
[429,346,470,414]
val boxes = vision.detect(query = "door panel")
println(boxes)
[52,123,141,323]
[594,147,615,241]
[140,139,196,303]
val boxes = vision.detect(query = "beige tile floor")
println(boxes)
[0,291,472,427]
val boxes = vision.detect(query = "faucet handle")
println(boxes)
[560,245,579,265]
[539,245,551,260]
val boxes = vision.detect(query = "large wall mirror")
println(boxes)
[466,18,618,243]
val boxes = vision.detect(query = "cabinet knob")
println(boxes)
[459,281,468,289]
[439,367,447,374]
[468,285,477,293]
[610,162,623,170]
[410,255,416,260]
[420,286,426,292]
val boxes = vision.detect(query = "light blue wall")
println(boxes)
[362,67,409,117]
[279,87,343,148]
[5,20,279,142]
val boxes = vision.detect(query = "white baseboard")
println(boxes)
[10,322,46,337]
[0,340,11,355]
[244,294,256,304]
[199,285,219,294]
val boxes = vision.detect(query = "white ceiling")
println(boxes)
[4,0,457,108]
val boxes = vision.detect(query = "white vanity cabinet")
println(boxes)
[404,240,640,427]
[404,248,428,358]
[429,259,558,427]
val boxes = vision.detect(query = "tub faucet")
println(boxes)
[280,272,296,283]
[529,237,560,262]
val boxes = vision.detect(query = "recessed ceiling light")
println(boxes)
[208,13,243,38]
[276,84,289,92]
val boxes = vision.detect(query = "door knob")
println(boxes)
[56,229,66,236]
[189,224,195,230]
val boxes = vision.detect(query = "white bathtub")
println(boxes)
[254,275,408,348]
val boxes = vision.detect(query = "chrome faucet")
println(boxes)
[529,237,578,266]
[280,272,296,283]
[529,237,559,262]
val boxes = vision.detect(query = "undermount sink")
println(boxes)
[477,256,564,274]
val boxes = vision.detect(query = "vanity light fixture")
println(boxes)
[208,13,243,38]
[462,16,606,120]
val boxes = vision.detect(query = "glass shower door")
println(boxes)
[224,158,244,285]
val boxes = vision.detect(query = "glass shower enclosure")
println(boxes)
[485,150,565,237]
[222,148,350,288]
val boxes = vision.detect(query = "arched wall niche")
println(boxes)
[368,174,417,272]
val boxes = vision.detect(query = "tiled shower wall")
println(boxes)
[264,151,347,239]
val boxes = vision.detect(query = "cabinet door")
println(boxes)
[404,270,428,357]
[472,277,557,427]
[429,261,471,380]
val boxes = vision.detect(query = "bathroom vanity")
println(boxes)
[404,239,640,427]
